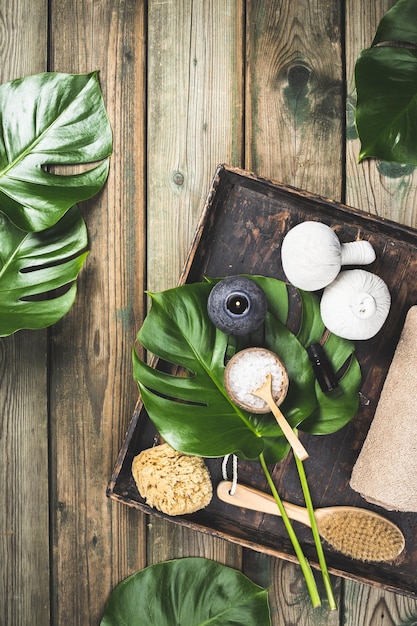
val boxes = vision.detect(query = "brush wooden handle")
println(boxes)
[217,481,405,562]
[217,481,310,527]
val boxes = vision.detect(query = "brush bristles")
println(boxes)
[319,510,404,562]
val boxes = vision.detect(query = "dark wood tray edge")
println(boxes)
[212,164,417,244]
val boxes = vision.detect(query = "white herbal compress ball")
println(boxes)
[320,269,391,340]
[281,221,376,291]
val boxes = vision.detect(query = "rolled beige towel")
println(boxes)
[350,305,417,512]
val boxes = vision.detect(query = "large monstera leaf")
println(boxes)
[0,205,87,336]
[134,282,264,460]
[100,558,271,626]
[133,277,361,462]
[0,71,112,232]
[355,0,417,164]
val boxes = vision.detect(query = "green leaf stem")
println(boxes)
[259,453,322,609]
[294,453,337,610]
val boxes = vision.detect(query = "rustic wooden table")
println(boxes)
[2,1,417,625]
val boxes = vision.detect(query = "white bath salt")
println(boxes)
[225,348,285,412]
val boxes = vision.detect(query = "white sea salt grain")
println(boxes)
[225,348,286,412]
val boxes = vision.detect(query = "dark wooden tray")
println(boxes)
[108,164,417,597]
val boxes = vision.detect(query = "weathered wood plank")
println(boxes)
[244,554,341,625]
[145,0,245,572]
[0,2,50,625]
[147,0,245,294]
[0,0,46,80]
[244,0,344,620]
[246,0,344,198]
[48,1,147,623]
[0,338,50,626]
[146,516,243,569]
[343,581,417,626]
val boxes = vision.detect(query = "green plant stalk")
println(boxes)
[259,452,321,609]
[294,451,337,610]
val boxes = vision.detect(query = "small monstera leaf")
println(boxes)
[0,71,112,231]
[355,0,417,164]
[100,557,271,626]
[0,205,88,336]
[133,277,361,462]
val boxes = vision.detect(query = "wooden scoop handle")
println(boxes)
[253,374,309,461]
[265,397,309,461]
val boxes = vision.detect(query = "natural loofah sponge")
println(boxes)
[132,443,213,516]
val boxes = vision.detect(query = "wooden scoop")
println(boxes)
[224,347,308,461]
[252,373,308,461]
[217,481,405,563]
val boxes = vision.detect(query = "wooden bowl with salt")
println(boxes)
[224,347,309,461]
[224,347,289,414]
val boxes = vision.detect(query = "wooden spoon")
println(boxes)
[224,347,308,460]
[217,481,405,562]
[252,373,308,461]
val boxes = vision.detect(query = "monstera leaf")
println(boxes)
[0,70,112,335]
[133,276,361,462]
[134,282,264,460]
[0,205,87,336]
[355,0,417,164]
[100,558,271,626]
[0,71,112,231]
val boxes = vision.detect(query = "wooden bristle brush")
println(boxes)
[217,481,405,562]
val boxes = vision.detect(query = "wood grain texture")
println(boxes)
[242,550,343,622]
[48,1,147,623]
[0,0,47,81]
[0,334,50,626]
[343,581,417,626]
[0,2,49,625]
[246,0,344,198]
[147,0,245,294]
[145,0,246,575]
